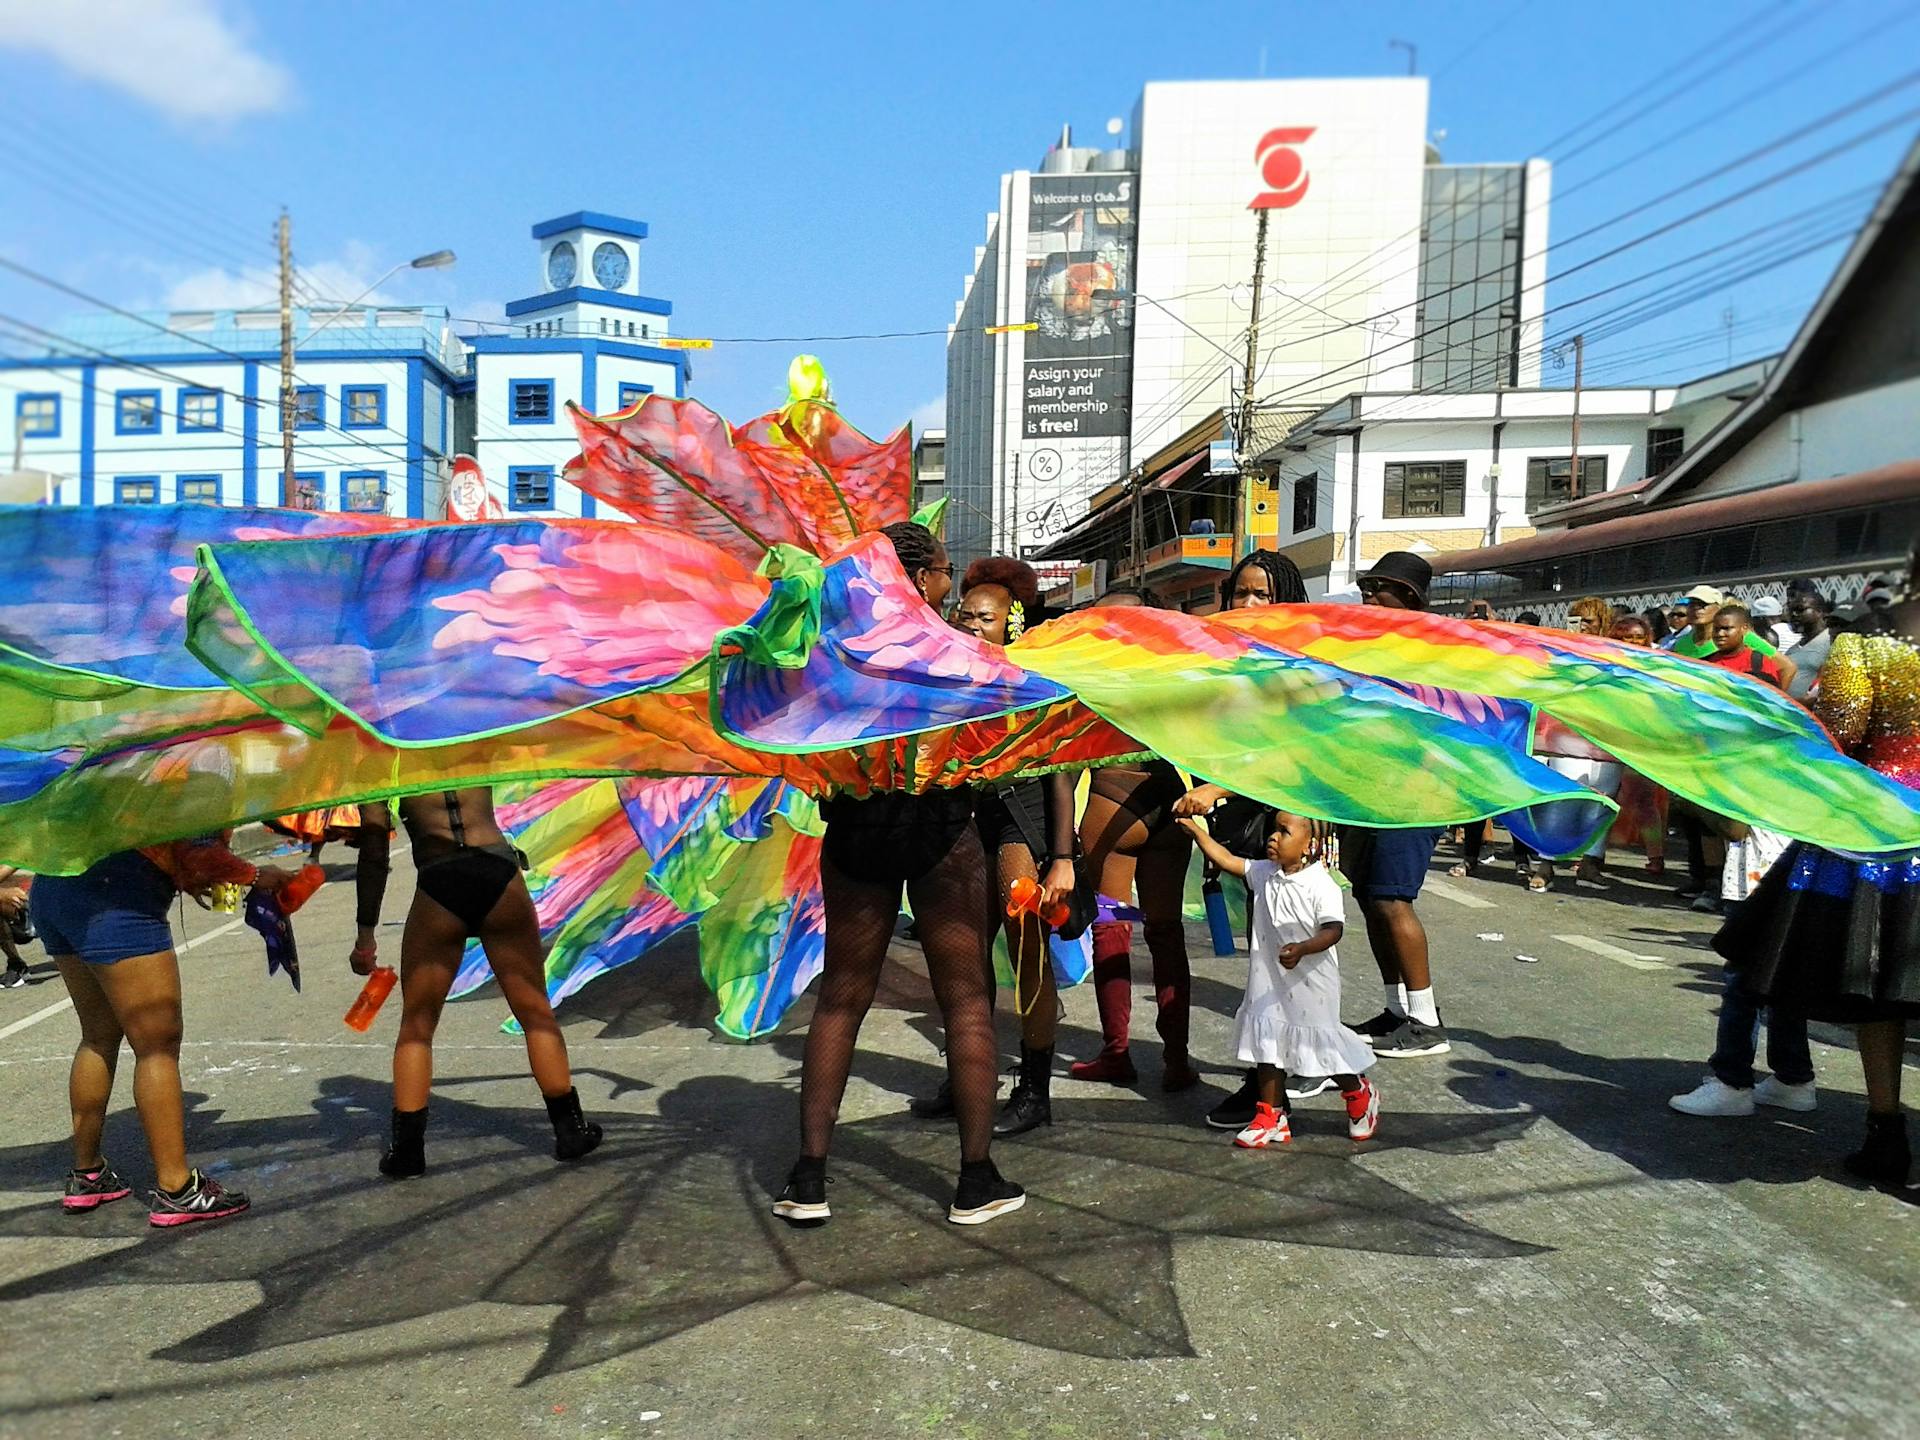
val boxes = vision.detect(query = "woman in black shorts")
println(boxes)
[776,523,1026,1228]
[949,558,1077,1137]
[352,788,602,1177]
[1070,587,1200,1093]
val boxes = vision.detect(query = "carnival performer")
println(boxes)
[945,559,1077,1137]
[1068,586,1199,1095]
[776,523,1027,1227]
[1716,544,1920,1190]
[1178,809,1379,1147]
[31,836,291,1225]
[351,789,602,1177]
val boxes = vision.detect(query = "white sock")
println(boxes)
[1405,987,1440,1027]
[1384,984,1408,1018]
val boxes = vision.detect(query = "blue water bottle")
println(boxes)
[1202,865,1236,956]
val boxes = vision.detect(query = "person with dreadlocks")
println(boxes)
[776,522,1026,1227]
[944,556,1078,1138]
[1173,548,1329,1129]
[1178,808,1379,1147]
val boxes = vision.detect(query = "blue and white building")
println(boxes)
[466,210,688,518]
[0,208,687,518]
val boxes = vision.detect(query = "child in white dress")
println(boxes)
[1179,810,1380,1147]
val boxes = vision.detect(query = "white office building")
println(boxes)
[0,209,689,518]
[945,77,1550,568]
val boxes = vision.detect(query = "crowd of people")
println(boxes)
[4,534,1914,1232]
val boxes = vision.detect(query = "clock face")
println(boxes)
[547,241,577,289]
[593,241,631,290]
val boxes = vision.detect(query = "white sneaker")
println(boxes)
[1753,1075,1817,1112]
[1669,1076,1756,1117]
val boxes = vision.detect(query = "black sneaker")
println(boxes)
[772,1162,831,1226]
[1348,1009,1404,1038]
[1,963,28,989]
[62,1159,132,1213]
[147,1168,250,1228]
[993,1081,1052,1138]
[908,1076,956,1120]
[1372,1018,1451,1058]
[1205,1069,1262,1130]
[949,1161,1025,1225]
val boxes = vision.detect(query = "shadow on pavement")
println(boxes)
[1446,1026,1880,1191]
[0,1067,1548,1398]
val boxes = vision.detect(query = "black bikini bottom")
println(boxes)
[415,844,521,936]
[820,790,976,888]
[1088,759,1187,838]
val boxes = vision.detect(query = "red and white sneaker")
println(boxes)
[1233,1102,1292,1148]
[1344,1077,1380,1141]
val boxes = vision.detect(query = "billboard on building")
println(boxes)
[1015,173,1137,551]
[1021,173,1135,441]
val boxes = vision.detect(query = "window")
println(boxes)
[509,465,555,510]
[114,476,160,504]
[1524,455,1607,514]
[282,386,324,430]
[1382,459,1467,518]
[16,393,59,437]
[279,471,325,509]
[1646,427,1685,477]
[342,386,386,429]
[115,389,161,434]
[618,382,651,411]
[178,388,222,432]
[342,470,388,512]
[178,475,221,504]
[1292,472,1318,533]
[511,380,554,424]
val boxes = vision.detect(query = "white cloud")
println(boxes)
[160,241,395,310]
[0,0,291,122]
[909,395,947,436]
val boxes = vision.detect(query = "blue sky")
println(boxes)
[0,0,1914,438]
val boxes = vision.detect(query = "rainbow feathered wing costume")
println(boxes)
[1,364,1915,1039]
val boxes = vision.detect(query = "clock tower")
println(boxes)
[505,210,673,341]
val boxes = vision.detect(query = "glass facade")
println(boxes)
[1414,165,1526,392]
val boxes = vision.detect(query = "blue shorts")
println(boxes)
[29,851,176,965]
[1336,826,1441,904]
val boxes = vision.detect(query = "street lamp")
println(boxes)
[283,248,455,508]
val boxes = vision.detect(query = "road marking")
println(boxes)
[1423,877,1497,910]
[0,917,244,1041]
[1556,933,1668,971]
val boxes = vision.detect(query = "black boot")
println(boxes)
[909,1074,956,1119]
[1844,1112,1911,1188]
[378,1107,427,1179]
[994,1047,1053,1137]
[545,1087,604,1162]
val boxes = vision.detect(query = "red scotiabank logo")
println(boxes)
[1250,126,1315,211]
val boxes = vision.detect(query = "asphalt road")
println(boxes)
[0,836,1914,1440]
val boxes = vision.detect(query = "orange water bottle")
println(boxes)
[1006,875,1071,928]
[276,863,326,914]
[344,965,398,1031]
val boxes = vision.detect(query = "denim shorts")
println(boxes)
[29,851,176,965]
[1336,826,1442,904]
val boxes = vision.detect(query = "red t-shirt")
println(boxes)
[1705,646,1784,688]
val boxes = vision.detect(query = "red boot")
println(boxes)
[1069,923,1138,1084]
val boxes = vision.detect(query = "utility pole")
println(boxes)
[1568,333,1584,500]
[278,209,297,508]
[1236,207,1270,561]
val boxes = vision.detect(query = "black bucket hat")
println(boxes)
[1359,551,1432,610]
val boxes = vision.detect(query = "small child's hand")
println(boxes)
[1277,942,1304,970]
[1174,816,1206,840]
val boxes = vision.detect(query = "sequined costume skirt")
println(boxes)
[1713,844,1920,1021]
